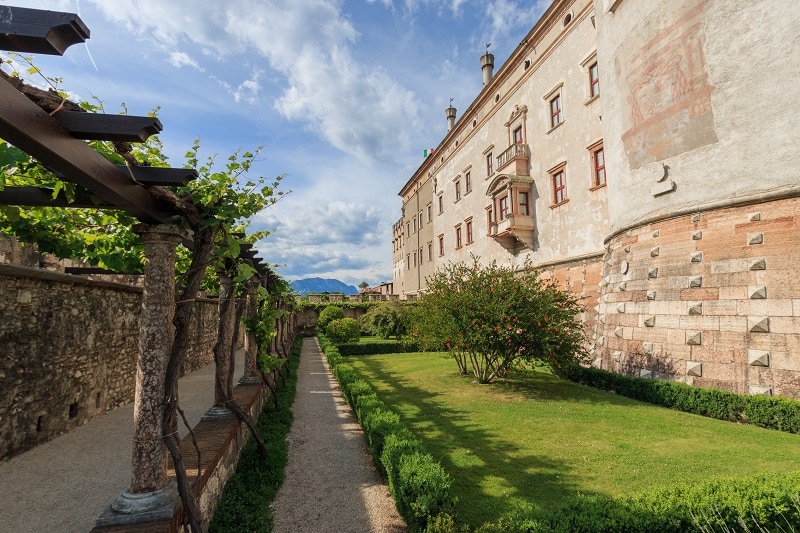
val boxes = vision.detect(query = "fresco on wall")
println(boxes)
[620,0,717,170]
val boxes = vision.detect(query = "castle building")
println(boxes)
[394,0,800,398]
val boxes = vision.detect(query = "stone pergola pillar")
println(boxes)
[97,224,183,526]
[240,276,261,385]
[204,269,236,421]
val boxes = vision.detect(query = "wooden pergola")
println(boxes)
[1,6,270,529]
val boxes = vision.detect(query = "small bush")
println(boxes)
[325,317,360,343]
[317,305,344,332]
[395,452,455,531]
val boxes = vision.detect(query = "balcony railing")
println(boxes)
[496,143,530,175]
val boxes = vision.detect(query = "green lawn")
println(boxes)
[348,351,800,527]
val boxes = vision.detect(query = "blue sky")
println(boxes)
[4,0,547,286]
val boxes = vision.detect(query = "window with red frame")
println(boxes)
[519,191,530,216]
[465,171,472,193]
[486,153,493,176]
[455,225,462,248]
[513,125,523,144]
[593,145,606,187]
[455,180,461,201]
[550,94,562,128]
[589,62,600,98]
[552,169,567,204]
[499,195,509,220]
[438,234,444,256]
[466,220,473,244]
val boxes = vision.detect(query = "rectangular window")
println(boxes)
[419,247,423,264]
[455,180,461,202]
[593,145,606,187]
[465,171,472,193]
[413,217,417,233]
[406,223,410,236]
[519,191,529,216]
[550,94,562,127]
[589,62,600,98]
[513,125,523,144]
[438,234,444,256]
[406,254,410,269]
[455,225,462,249]
[486,153,493,176]
[466,219,473,244]
[427,204,432,221]
[413,251,417,267]
[428,242,433,261]
[419,211,423,228]
[499,195,509,220]
[552,169,567,204]
[438,195,443,214]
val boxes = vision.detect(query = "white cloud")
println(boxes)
[85,0,421,165]
[168,51,203,71]
[232,70,262,104]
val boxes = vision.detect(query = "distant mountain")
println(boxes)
[290,278,359,296]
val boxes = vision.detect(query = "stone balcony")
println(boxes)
[496,143,530,175]
[488,213,535,252]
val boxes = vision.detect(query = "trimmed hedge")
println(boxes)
[559,364,800,434]
[317,334,455,531]
[473,471,800,532]
[337,340,421,356]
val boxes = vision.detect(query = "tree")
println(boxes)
[361,301,407,340]
[358,281,369,290]
[408,257,588,383]
[317,304,344,332]
[325,317,360,343]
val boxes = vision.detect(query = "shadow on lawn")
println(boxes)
[351,355,623,525]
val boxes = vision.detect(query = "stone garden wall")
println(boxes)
[0,264,220,461]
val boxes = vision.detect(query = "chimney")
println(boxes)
[481,51,495,86]
[445,100,457,131]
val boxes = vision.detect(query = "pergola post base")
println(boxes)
[95,480,179,527]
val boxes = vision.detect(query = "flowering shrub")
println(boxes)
[408,257,588,383]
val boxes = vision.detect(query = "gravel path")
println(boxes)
[271,337,406,533]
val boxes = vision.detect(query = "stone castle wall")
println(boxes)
[595,196,800,399]
[0,264,220,461]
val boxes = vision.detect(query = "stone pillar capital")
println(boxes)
[133,223,187,245]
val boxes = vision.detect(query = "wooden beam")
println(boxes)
[64,266,126,275]
[54,165,198,186]
[114,166,198,186]
[0,77,178,223]
[0,186,110,208]
[0,6,89,55]
[53,111,163,142]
